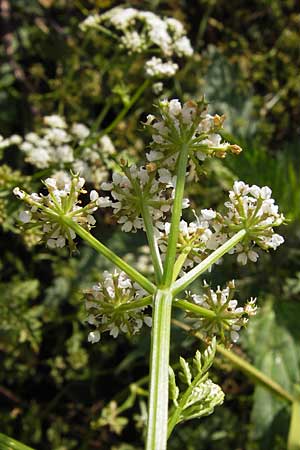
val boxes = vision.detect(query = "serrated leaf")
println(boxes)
[169,366,179,404]
[179,357,192,385]
[193,350,202,373]
[202,337,217,373]
[178,379,224,424]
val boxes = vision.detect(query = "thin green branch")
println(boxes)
[117,295,153,313]
[140,200,163,283]
[173,298,216,319]
[162,143,189,287]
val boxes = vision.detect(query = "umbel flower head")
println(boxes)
[211,181,285,264]
[99,163,189,233]
[80,7,193,59]
[13,174,100,252]
[145,99,242,174]
[9,115,115,187]
[84,270,152,343]
[187,280,257,345]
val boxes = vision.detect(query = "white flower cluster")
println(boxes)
[145,99,242,173]
[84,270,152,342]
[8,115,115,187]
[158,210,216,271]
[188,280,257,344]
[80,7,193,78]
[0,134,22,149]
[169,182,285,266]
[99,164,189,233]
[145,57,178,78]
[13,175,100,252]
[221,181,285,264]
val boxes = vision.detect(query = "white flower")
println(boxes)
[98,165,184,233]
[44,115,67,129]
[222,181,285,262]
[13,175,100,253]
[88,330,101,343]
[145,57,178,78]
[84,271,151,341]
[13,187,25,199]
[71,123,90,139]
[90,190,99,202]
[81,7,193,66]
[152,81,163,94]
[189,281,257,344]
[145,99,241,173]
[99,135,116,154]
[9,134,22,145]
[80,14,101,31]
[173,36,193,57]
[19,210,32,223]
[201,209,217,221]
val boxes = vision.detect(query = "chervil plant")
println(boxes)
[14,97,285,450]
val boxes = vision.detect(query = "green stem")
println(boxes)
[162,143,189,287]
[100,79,150,137]
[62,217,156,295]
[140,201,163,283]
[173,298,216,319]
[117,295,153,313]
[146,289,173,450]
[0,433,35,450]
[173,319,294,404]
[172,230,246,296]
[172,246,191,282]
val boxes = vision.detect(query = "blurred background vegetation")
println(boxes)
[0,0,300,449]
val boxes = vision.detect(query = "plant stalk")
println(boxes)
[162,143,189,286]
[146,289,173,450]
[140,200,163,283]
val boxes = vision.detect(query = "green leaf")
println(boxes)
[179,357,192,385]
[0,433,35,450]
[169,366,179,404]
[243,301,300,439]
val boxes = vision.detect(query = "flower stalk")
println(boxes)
[162,143,189,286]
[172,229,247,296]
[146,289,173,450]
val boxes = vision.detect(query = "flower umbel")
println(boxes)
[219,181,285,264]
[99,163,189,233]
[84,270,152,342]
[187,280,257,344]
[13,175,100,252]
[145,99,242,174]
